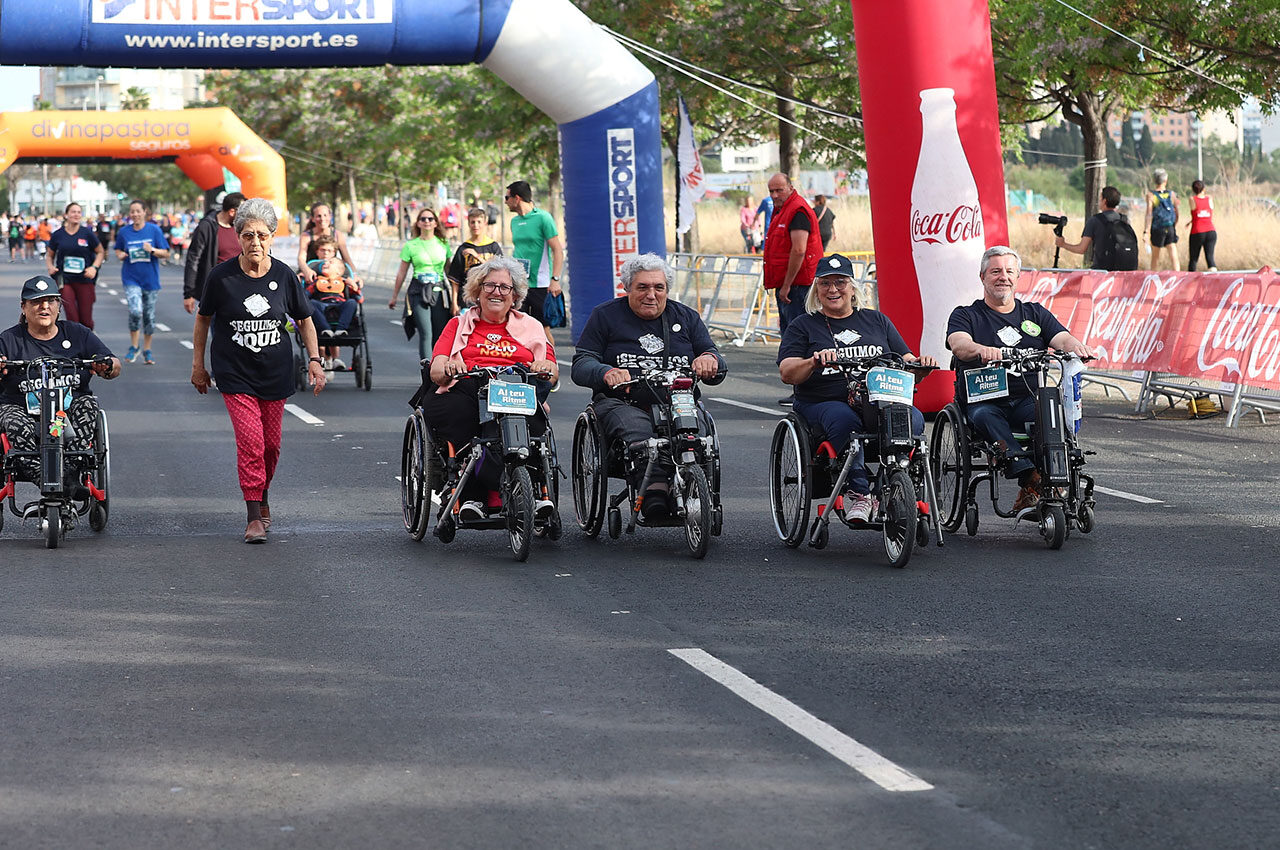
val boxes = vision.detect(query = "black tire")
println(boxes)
[505,465,535,562]
[607,507,622,539]
[353,346,365,389]
[89,410,110,532]
[812,521,829,550]
[915,518,930,548]
[43,509,60,549]
[362,358,373,391]
[682,465,712,559]
[400,414,429,540]
[930,404,969,532]
[436,513,456,544]
[1041,503,1067,550]
[965,503,979,536]
[769,416,811,548]
[571,411,606,537]
[704,409,722,494]
[883,468,916,568]
[1078,504,1095,534]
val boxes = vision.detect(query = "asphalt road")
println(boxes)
[0,259,1277,849]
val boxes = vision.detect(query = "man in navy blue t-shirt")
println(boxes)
[945,246,1093,511]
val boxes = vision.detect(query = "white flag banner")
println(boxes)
[676,94,705,236]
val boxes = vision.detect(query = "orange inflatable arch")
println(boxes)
[0,107,288,233]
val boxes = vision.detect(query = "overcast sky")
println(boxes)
[0,66,40,111]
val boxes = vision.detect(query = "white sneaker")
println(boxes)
[535,498,555,519]
[331,357,346,370]
[321,329,335,338]
[843,492,876,523]
[458,500,486,521]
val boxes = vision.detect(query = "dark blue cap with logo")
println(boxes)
[816,253,857,279]
[21,275,60,301]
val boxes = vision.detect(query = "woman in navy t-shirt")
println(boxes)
[46,202,104,330]
[777,254,937,523]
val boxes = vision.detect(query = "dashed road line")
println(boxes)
[155,322,171,333]
[668,648,934,793]
[1092,485,1164,505]
[179,340,194,350]
[707,397,788,416]
[283,403,324,426]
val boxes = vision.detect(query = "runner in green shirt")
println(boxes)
[389,208,453,360]
[505,180,564,331]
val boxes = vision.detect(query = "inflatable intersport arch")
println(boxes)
[0,0,664,335]
[0,0,1009,369]
[0,108,288,230]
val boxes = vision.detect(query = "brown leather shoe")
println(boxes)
[244,519,268,543]
[260,506,271,532]
[1012,486,1040,512]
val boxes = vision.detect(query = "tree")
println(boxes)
[992,0,1280,217]
[120,87,150,111]
[1137,123,1154,166]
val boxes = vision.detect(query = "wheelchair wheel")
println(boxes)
[505,465,534,563]
[42,508,61,550]
[571,411,606,537]
[964,503,979,536]
[929,404,969,533]
[1077,504,1095,534]
[882,468,916,568]
[1040,504,1066,550]
[682,465,712,559]
[769,415,811,548]
[400,413,430,541]
[89,410,110,533]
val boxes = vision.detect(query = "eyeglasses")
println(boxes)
[239,231,272,242]
[481,281,514,294]
[816,279,852,290]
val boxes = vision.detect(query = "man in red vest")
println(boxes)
[763,172,824,405]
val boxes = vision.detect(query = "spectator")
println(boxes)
[183,192,244,313]
[762,173,823,407]
[813,194,836,251]
[738,195,756,254]
[1186,179,1217,272]
[1056,186,1139,272]
[1143,168,1180,271]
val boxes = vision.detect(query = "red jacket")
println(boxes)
[762,190,823,290]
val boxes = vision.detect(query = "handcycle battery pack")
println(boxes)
[883,403,914,448]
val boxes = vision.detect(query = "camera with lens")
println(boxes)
[1038,213,1068,237]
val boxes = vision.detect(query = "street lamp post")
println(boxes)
[94,75,103,110]
[1192,115,1203,181]
[1130,112,1143,166]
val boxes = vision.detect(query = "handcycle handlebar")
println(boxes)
[0,354,114,372]
[982,350,1094,370]
[612,365,725,390]
[826,351,939,375]
[456,364,555,382]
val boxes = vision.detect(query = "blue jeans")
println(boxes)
[775,285,811,336]
[124,285,157,335]
[310,299,358,332]
[794,398,924,495]
[967,395,1037,480]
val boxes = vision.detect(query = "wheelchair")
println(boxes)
[928,351,1096,550]
[400,365,562,562]
[293,260,372,390]
[767,353,942,568]
[0,356,111,548]
[570,367,723,559]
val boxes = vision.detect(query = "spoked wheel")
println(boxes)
[571,411,606,537]
[505,465,535,562]
[89,410,110,533]
[882,469,916,568]
[1041,503,1067,550]
[681,465,712,559]
[400,413,429,540]
[929,405,969,533]
[769,416,811,548]
[42,508,61,550]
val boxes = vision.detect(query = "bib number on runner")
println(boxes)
[62,256,85,274]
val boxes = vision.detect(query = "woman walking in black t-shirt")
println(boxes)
[191,198,327,543]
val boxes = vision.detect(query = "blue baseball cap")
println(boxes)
[816,254,856,279]
[21,275,60,301]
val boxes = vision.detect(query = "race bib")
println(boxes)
[486,380,537,415]
[964,366,1009,402]
[866,367,916,405]
[63,256,86,274]
[128,243,150,263]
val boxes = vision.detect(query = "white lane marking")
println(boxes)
[668,648,933,793]
[707,397,788,417]
[118,298,127,305]
[179,340,194,350]
[107,288,118,295]
[155,322,171,332]
[1092,485,1164,505]
[390,320,402,327]
[284,403,324,426]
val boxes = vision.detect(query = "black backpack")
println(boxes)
[1094,210,1139,271]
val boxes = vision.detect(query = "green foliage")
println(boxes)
[76,162,202,210]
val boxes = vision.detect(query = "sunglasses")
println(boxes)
[419,216,436,222]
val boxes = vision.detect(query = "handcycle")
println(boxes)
[928,350,1096,550]
[401,364,561,562]
[767,352,943,568]
[570,366,723,559]
[0,356,111,548]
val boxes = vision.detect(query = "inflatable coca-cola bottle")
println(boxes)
[909,88,985,365]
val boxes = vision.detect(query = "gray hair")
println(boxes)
[806,275,860,313]
[1152,168,1168,184]
[618,252,673,291]
[464,255,530,310]
[233,198,279,234]
[979,245,1021,276]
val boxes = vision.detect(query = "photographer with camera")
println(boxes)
[1053,186,1139,272]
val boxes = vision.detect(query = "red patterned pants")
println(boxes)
[221,393,285,502]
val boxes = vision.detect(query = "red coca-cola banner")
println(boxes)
[1018,269,1280,391]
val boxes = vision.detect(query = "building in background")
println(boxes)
[37,67,205,110]
[1107,102,1267,154]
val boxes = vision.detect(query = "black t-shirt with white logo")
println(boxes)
[198,257,311,400]
[945,299,1068,398]
[0,320,112,406]
[48,226,101,284]
[572,297,725,402]
[777,309,911,404]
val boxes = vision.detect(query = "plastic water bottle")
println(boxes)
[1061,357,1085,433]
[909,88,986,364]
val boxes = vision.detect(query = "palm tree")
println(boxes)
[120,87,151,111]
